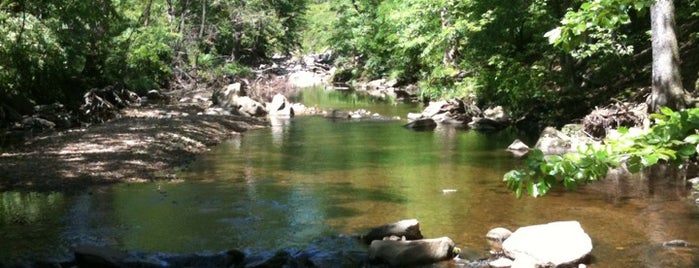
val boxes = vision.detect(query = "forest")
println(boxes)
[1,0,699,196]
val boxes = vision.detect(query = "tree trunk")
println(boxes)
[198,0,206,39]
[649,0,686,112]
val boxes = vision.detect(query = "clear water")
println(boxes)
[1,93,699,266]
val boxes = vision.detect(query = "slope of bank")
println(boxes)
[0,98,268,192]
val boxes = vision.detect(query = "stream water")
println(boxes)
[1,90,699,266]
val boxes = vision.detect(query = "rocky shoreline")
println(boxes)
[0,93,268,192]
[2,219,599,268]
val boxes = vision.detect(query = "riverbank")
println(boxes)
[0,94,268,192]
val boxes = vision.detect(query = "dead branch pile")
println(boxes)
[582,102,648,139]
[80,85,141,124]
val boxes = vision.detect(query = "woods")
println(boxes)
[2,0,698,129]
[0,0,306,127]
[2,1,699,196]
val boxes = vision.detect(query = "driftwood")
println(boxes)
[582,102,648,139]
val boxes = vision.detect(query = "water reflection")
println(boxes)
[269,116,292,147]
[1,116,699,266]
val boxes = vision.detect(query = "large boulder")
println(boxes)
[212,83,246,107]
[211,83,267,117]
[362,219,423,244]
[502,221,592,267]
[419,98,481,125]
[468,106,510,131]
[234,96,267,117]
[535,125,595,155]
[368,237,458,266]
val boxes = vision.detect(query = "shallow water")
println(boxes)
[1,96,699,266]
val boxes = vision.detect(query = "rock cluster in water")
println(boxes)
[4,219,602,268]
[404,99,511,131]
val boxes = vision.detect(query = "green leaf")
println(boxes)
[660,106,675,116]
[641,154,659,166]
[617,126,629,134]
[684,134,699,144]
[626,155,642,173]
[678,144,697,159]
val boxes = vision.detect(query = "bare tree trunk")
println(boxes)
[199,0,206,39]
[165,0,175,24]
[143,0,153,26]
[649,0,686,112]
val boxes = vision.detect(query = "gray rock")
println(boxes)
[468,117,505,131]
[507,139,530,152]
[363,219,424,244]
[503,221,592,267]
[534,127,574,155]
[21,116,56,131]
[234,96,267,117]
[535,124,597,155]
[422,100,449,118]
[368,237,458,266]
[212,83,245,107]
[74,245,128,268]
[483,106,510,124]
[267,94,294,117]
[212,82,265,116]
[404,118,437,131]
[486,227,513,253]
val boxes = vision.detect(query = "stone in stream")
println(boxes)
[486,227,513,254]
[362,219,423,244]
[267,93,294,118]
[368,236,459,266]
[502,221,592,267]
[507,139,530,153]
[403,118,437,131]
[73,245,129,268]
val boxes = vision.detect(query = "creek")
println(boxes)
[1,89,699,266]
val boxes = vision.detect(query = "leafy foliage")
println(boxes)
[0,0,307,122]
[505,107,699,197]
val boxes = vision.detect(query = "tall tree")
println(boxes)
[649,0,686,111]
[548,0,689,112]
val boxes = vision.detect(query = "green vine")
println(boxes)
[505,107,699,197]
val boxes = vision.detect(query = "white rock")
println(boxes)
[503,221,592,267]
[489,257,514,268]
[507,139,530,152]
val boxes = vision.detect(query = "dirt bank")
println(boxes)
[0,100,268,192]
